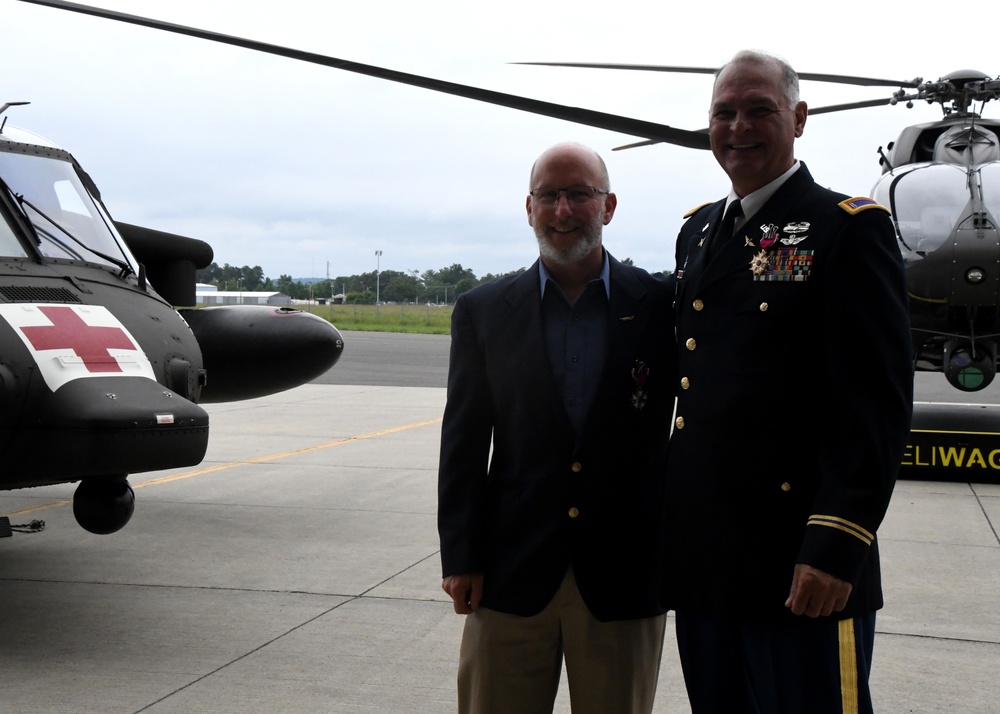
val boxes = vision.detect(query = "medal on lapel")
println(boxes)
[631,361,649,411]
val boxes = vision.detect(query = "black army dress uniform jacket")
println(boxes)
[665,164,913,620]
[438,254,674,622]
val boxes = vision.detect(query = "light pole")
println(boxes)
[375,250,382,306]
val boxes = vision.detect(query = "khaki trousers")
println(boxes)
[457,569,666,714]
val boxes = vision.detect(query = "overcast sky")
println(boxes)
[5,0,997,280]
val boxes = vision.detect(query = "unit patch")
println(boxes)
[838,197,889,215]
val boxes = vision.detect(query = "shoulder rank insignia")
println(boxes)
[838,197,890,215]
[683,202,714,219]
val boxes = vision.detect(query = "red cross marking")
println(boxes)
[21,306,135,373]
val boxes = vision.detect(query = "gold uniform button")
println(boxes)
[680,377,690,390]
[568,507,580,519]
[675,416,685,429]
[780,482,791,492]
[685,338,697,351]
[760,302,769,312]
[571,462,582,473]
[692,299,704,311]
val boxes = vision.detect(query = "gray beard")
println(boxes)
[534,221,602,266]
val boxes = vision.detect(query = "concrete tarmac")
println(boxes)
[1,331,999,712]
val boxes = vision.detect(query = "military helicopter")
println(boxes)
[18,0,1000,399]
[0,109,344,536]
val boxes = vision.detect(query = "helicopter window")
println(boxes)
[889,164,971,255]
[53,179,90,216]
[0,149,134,271]
[0,215,28,257]
[981,164,1000,226]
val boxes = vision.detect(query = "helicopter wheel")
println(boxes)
[73,477,135,535]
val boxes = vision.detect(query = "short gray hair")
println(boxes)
[714,50,800,109]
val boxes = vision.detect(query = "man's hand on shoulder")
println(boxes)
[785,563,853,617]
[442,573,484,614]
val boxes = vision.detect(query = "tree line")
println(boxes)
[195,262,527,304]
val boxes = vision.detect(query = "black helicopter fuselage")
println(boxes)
[0,122,343,534]
[873,115,1000,391]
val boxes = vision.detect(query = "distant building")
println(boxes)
[195,288,291,306]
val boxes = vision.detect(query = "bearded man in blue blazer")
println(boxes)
[438,142,674,714]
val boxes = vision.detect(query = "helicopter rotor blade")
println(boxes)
[612,95,893,151]
[17,0,711,150]
[512,62,920,89]
[806,97,895,115]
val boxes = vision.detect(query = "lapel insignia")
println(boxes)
[781,221,810,245]
[760,223,779,249]
[619,315,635,321]
[697,220,712,247]
[744,235,755,247]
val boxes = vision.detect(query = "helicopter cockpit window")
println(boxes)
[980,163,1000,227]
[889,165,971,255]
[0,147,135,272]
[0,213,28,258]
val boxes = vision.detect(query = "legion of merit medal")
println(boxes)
[631,361,650,411]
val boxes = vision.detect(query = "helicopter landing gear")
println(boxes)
[73,477,135,535]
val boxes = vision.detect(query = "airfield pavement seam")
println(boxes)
[130,596,363,714]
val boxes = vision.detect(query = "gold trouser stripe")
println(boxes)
[838,618,859,714]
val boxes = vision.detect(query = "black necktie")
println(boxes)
[707,199,742,261]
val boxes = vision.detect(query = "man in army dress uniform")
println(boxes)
[664,50,913,713]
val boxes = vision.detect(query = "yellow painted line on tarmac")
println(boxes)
[3,417,442,518]
[6,499,71,517]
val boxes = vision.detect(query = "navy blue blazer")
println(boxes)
[438,253,674,621]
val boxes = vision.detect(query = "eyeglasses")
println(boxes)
[529,186,610,206]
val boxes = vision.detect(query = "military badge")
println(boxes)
[631,361,649,411]
[781,221,810,245]
[751,248,815,282]
[749,250,770,276]
[760,224,779,249]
